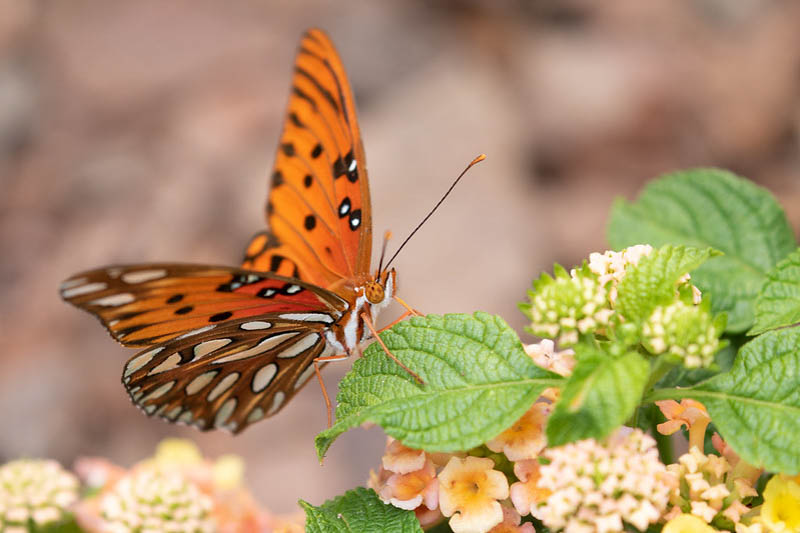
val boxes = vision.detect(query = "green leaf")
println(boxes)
[750,248,800,335]
[615,244,717,323]
[649,327,800,474]
[300,487,423,533]
[546,346,649,446]
[608,168,796,332]
[315,313,562,459]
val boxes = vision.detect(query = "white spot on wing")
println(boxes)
[186,371,219,395]
[215,398,237,427]
[148,353,181,375]
[178,411,193,423]
[279,313,333,324]
[278,333,319,359]
[207,372,239,401]
[251,363,278,393]
[141,381,174,402]
[349,159,357,172]
[62,282,107,298]
[165,406,182,420]
[122,269,167,284]
[177,325,215,340]
[267,391,285,415]
[214,333,298,364]
[144,404,157,414]
[285,284,301,294]
[246,407,264,423]
[241,321,271,331]
[90,293,135,306]
[192,338,232,361]
[124,347,164,377]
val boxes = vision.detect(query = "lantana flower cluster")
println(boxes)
[0,439,306,533]
[0,458,79,532]
[522,245,720,369]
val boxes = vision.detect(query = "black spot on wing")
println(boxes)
[288,112,304,128]
[311,143,323,158]
[175,306,193,315]
[209,311,233,322]
[304,215,316,231]
[269,255,284,273]
[167,294,184,304]
[303,174,312,188]
[281,143,295,157]
[272,171,284,187]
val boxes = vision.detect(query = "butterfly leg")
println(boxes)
[314,352,349,427]
[394,296,422,317]
[361,312,424,385]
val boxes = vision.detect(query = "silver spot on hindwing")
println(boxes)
[192,338,232,361]
[214,398,237,427]
[178,411,193,424]
[60,277,87,290]
[148,353,181,375]
[140,381,174,402]
[278,313,333,324]
[90,293,135,306]
[240,321,271,331]
[207,372,239,401]
[251,363,278,393]
[176,325,215,340]
[285,284,301,294]
[267,391,285,415]
[124,347,164,377]
[165,406,183,420]
[213,333,298,364]
[186,371,219,395]
[246,407,264,423]
[277,333,319,358]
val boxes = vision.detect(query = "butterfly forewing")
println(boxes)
[122,314,332,432]
[243,29,372,291]
[60,264,347,347]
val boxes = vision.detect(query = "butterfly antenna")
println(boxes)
[376,230,392,279]
[384,154,485,269]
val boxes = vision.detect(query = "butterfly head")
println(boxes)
[365,268,396,307]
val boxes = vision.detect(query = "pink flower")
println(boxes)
[439,456,510,533]
[382,438,427,474]
[486,403,550,461]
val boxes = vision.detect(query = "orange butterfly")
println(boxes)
[61,29,416,433]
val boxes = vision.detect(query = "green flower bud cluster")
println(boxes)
[0,459,79,531]
[642,300,720,368]
[100,468,215,533]
[522,264,613,347]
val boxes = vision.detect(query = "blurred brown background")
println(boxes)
[1,0,799,515]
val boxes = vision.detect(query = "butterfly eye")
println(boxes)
[364,281,385,305]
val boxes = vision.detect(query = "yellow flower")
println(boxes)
[761,475,800,531]
[663,513,719,532]
[152,438,203,466]
[486,402,550,461]
[439,456,509,533]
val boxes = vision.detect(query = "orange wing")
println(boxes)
[242,29,372,291]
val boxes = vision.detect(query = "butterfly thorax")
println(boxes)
[324,269,396,356]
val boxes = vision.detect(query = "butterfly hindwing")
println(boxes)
[122,314,333,432]
[243,29,372,289]
[60,264,348,347]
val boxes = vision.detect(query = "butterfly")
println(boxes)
[60,29,416,433]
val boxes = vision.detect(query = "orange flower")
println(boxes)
[486,403,550,461]
[656,399,710,450]
[439,456,509,533]
[488,506,536,533]
[509,460,550,517]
